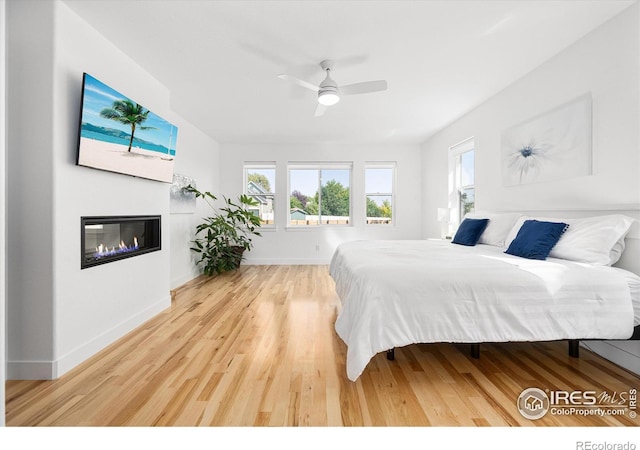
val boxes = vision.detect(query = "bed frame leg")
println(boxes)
[386,348,395,361]
[470,343,480,359]
[568,340,580,358]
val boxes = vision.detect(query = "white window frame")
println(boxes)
[243,162,276,228]
[286,162,353,228]
[448,137,475,226]
[364,162,396,226]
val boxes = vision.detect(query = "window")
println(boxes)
[288,163,352,226]
[365,163,395,225]
[244,163,276,226]
[449,138,475,223]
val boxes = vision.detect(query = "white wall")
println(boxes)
[220,143,422,264]
[6,0,218,379]
[421,4,640,375]
[7,0,56,380]
[1,0,7,426]
[169,116,220,289]
[52,1,174,378]
[422,4,639,239]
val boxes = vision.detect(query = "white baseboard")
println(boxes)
[171,269,202,290]
[242,257,331,265]
[582,340,640,376]
[6,360,56,381]
[7,295,171,380]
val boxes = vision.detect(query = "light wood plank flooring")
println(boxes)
[6,265,639,426]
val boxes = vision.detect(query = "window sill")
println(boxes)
[285,225,355,232]
[256,226,278,232]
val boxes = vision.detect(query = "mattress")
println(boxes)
[329,239,639,381]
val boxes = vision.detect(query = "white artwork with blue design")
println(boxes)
[170,173,197,214]
[501,93,592,186]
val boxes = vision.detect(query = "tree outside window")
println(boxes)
[365,165,395,225]
[449,139,475,225]
[288,165,351,226]
[244,164,276,226]
[459,149,475,218]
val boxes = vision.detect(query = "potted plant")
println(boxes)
[185,185,262,276]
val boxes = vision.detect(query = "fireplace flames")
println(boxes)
[94,236,139,259]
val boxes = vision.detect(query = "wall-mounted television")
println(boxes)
[76,73,178,183]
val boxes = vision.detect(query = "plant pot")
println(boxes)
[230,246,245,268]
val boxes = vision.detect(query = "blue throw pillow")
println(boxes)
[505,220,569,260]
[452,218,490,246]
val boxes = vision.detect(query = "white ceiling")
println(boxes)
[63,0,635,145]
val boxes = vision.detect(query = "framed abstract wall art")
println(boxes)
[170,173,197,214]
[501,93,592,186]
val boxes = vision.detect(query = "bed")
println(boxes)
[329,212,640,382]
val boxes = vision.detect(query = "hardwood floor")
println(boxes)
[5,265,639,427]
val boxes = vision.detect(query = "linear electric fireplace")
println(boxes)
[81,215,161,269]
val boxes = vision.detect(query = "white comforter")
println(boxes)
[330,240,637,381]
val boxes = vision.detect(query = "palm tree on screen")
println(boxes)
[100,100,156,152]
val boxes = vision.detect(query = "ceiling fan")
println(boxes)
[277,60,388,117]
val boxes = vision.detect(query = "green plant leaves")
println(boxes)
[187,186,262,276]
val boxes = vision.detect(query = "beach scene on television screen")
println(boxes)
[78,73,178,183]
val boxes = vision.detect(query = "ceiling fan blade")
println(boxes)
[314,103,327,117]
[277,74,319,92]
[340,80,388,96]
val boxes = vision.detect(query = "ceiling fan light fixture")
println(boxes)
[318,67,340,106]
[318,90,340,106]
[278,59,387,115]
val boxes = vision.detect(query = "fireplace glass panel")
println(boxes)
[81,216,161,269]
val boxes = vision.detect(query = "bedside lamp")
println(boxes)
[437,207,451,239]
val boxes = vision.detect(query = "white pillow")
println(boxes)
[505,214,635,266]
[464,211,523,247]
